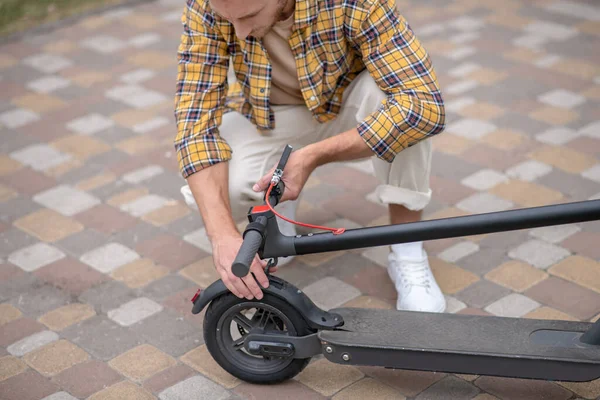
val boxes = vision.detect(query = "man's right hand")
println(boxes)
[211,233,275,300]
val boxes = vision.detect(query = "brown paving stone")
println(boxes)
[0,356,28,382]
[431,133,475,155]
[52,360,122,399]
[234,379,327,399]
[359,366,444,397]
[51,135,111,161]
[141,202,191,226]
[550,59,599,81]
[457,102,506,120]
[108,344,176,382]
[0,184,17,202]
[45,158,86,179]
[343,264,398,302]
[135,234,207,271]
[548,255,600,294]
[0,156,22,176]
[127,50,176,70]
[142,364,196,394]
[295,358,363,396]
[106,188,149,207]
[0,317,45,347]
[468,68,509,86]
[38,303,96,331]
[24,339,89,377]
[322,192,387,226]
[566,136,600,156]
[430,257,479,295]
[14,208,84,242]
[457,308,492,316]
[471,394,499,400]
[116,136,161,155]
[34,257,106,295]
[0,370,59,400]
[0,263,24,283]
[88,380,155,400]
[559,379,600,400]
[561,231,600,260]
[12,93,67,114]
[342,295,394,309]
[474,376,572,400]
[1,167,57,195]
[0,304,22,326]
[462,144,527,171]
[111,258,169,289]
[179,257,220,288]
[481,129,528,151]
[75,204,138,234]
[430,175,476,205]
[75,172,117,191]
[424,207,469,221]
[490,180,564,207]
[180,345,241,389]
[332,377,405,399]
[525,277,600,320]
[529,145,597,174]
[485,261,548,292]
[524,306,578,321]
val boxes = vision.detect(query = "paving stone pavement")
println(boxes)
[1,0,600,398]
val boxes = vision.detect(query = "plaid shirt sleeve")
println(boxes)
[350,0,446,162]
[174,0,232,179]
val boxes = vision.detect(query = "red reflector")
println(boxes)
[191,289,201,303]
[251,205,270,213]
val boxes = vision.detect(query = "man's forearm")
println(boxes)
[305,127,373,167]
[186,162,239,241]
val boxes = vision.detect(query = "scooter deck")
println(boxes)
[318,308,600,382]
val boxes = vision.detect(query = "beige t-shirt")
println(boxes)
[262,13,305,105]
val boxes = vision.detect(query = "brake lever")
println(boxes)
[266,145,293,206]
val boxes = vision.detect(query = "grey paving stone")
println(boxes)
[41,392,79,400]
[93,125,137,145]
[110,220,164,249]
[492,113,553,139]
[484,293,541,317]
[302,277,361,311]
[56,229,109,258]
[456,280,511,309]
[0,129,39,154]
[80,242,140,274]
[164,213,204,238]
[1,108,41,129]
[8,242,65,272]
[144,171,189,201]
[0,228,38,258]
[10,144,71,171]
[537,169,600,201]
[416,375,480,400]
[131,309,203,357]
[159,375,229,400]
[141,274,196,303]
[0,273,39,303]
[458,247,510,275]
[9,284,71,318]
[78,280,138,314]
[107,297,163,327]
[508,239,570,269]
[7,330,59,356]
[89,178,135,201]
[33,185,100,216]
[0,195,40,224]
[431,152,482,181]
[62,315,143,361]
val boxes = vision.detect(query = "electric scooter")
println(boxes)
[191,145,600,384]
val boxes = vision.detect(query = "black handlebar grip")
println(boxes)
[232,229,263,278]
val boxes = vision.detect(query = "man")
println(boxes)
[174,0,447,312]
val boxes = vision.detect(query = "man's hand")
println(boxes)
[212,233,278,300]
[253,148,316,202]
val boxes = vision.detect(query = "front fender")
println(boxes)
[191,276,344,330]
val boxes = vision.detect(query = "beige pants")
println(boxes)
[196,70,433,222]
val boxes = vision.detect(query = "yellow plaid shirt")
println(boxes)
[174,0,446,178]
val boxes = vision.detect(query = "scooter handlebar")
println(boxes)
[232,229,263,278]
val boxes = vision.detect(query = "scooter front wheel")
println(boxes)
[203,292,314,384]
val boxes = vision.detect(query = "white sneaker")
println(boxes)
[387,250,446,313]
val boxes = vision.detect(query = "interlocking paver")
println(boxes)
[508,239,570,269]
[0,370,59,400]
[8,242,65,272]
[23,339,89,377]
[160,375,230,400]
[107,297,163,327]
[33,185,100,216]
[484,293,541,318]
[80,242,140,273]
[7,330,59,357]
[0,356,28,382]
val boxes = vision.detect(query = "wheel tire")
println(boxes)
[203,293,314,384]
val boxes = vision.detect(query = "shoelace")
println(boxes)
[398,261,431,289]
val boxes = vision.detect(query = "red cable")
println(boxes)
[266,183,346,235]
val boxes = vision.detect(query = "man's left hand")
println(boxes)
[253,148,316,202]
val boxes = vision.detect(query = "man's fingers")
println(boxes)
[230,275,252,299]
[250,258,270,289]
